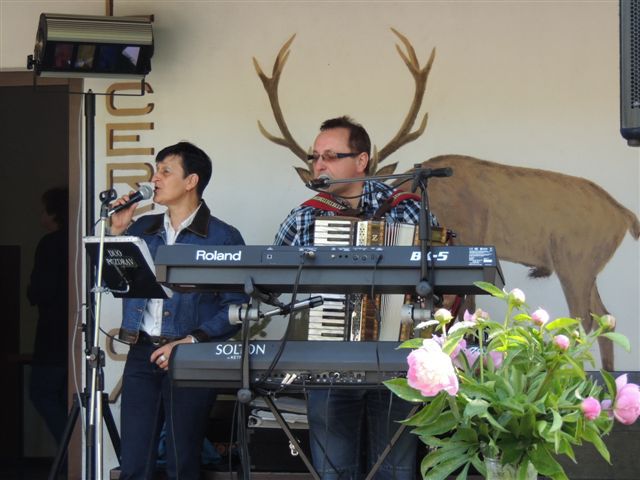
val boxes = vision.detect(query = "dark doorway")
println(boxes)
[0,73,80,479]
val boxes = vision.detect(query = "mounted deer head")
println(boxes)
[253,28,435,183]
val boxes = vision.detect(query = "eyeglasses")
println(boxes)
[307,152,359,162]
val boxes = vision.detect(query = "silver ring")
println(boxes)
[159,354,167,363]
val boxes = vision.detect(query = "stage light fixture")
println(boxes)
[27,13,153,79]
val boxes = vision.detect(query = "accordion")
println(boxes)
[308,217,453,342]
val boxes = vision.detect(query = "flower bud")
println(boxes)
[531,308,549,327]
[599,314,616,331]
[581,397,602,420]
[553,334,570,351]
[434,308,453,325]
[508,288,526,307]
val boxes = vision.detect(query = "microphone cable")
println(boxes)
[254,251,307,392]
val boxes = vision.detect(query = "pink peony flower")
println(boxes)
[553,334,570,351]
[407,339,459,397]
[612,374,640,425]
[531,308,549,327]
[454,346,480,369]
[463,309,474,322]
[453,346,503,371]
[487,350,504,369]
[462,308,489,324]
[581,397,602,420]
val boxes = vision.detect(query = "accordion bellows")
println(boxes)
[309,218,450,341]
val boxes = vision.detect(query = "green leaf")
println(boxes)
[556,433,576,462]
[398,337,424,349]
[463,398,489,419]
[549,409,563,433]
[459,382,499,402]
[442,332,466,356]
[403,391,446,426]
[602,332,631,352]
[517,460,534,480]
[482,411,510,433]
[422,448,473,480]
[529,444,569,479]
[471,454,486,477]
[537,419,548,436]
[412,411,458,436]
[419,444,468,472]
[582,424,611,464]
[455,462,471,480]
[474,281,506,298]
[495,396,525,414]
[600,369,617,398]
[545,317,579,331]
[383,378,424,403]
[563,354,587,380]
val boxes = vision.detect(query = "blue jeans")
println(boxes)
[307,389,417,480]
[119,343,216,480]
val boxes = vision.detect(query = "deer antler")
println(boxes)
[253,34,308,164]
[254,30,435,182]
[372,28,435,172]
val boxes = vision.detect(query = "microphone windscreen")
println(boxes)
[139,184,154,199]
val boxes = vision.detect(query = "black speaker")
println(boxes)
[620,0,640,146]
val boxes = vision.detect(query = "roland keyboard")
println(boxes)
[169,340,408,390]
[155,244,504,295]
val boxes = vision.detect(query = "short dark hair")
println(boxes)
[155,142,212,197]
[42,187,69,227]
[320,116,371,173]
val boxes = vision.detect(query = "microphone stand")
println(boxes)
[233,279,323,480]
[86,189,118,480]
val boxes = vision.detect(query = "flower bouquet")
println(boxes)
[385,282,640,480]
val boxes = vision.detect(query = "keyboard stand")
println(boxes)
[260,394,420,480]
[260,395,320,479]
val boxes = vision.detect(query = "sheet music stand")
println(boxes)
[83,235,169,299]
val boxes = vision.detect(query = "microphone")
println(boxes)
[108,184,154,216]
[306,175,331,190]
[229,296,325,324]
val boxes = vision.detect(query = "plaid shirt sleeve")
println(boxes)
[386,195,439,227]
[273,206,316,246]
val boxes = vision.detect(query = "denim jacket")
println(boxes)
[118,202,248,343]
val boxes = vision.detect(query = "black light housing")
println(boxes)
[620,0,640,146]
[27,13,153,79]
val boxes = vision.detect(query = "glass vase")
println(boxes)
[484,457,537,480]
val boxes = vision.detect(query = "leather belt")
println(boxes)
[136,331,181,347]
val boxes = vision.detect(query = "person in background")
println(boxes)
[28,186,69,446]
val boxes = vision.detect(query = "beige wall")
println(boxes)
[2,0,639,476]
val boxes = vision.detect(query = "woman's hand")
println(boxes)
[150,337,194,371]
